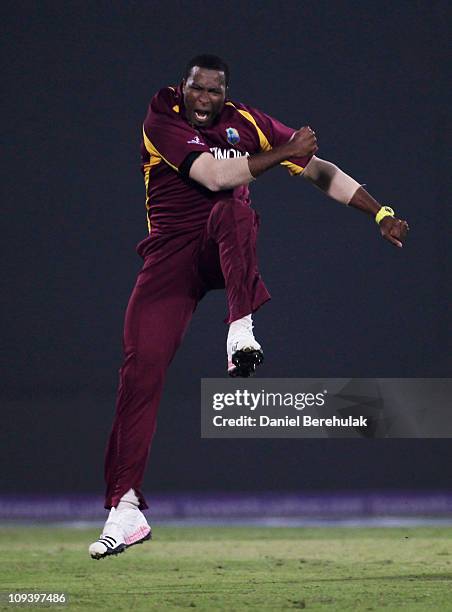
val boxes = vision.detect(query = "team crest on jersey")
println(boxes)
[225,127,240,145]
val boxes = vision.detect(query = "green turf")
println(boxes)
[0,526,451,610]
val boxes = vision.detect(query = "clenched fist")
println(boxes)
[288,126,319,158]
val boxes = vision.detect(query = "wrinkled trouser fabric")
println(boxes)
[104,199,270,509]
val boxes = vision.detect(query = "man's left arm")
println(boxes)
[303,156,410,248]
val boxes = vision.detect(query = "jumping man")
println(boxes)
[89,54,409,559]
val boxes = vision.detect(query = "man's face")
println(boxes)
[182,66,226,128]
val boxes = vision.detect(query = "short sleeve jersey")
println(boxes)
[141,85,311,238]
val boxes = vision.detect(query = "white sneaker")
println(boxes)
[89,507,152,560]
[227,315,263,377]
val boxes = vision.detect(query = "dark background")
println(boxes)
[1,1,451,496]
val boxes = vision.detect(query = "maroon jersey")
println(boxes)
[141,85,311,240]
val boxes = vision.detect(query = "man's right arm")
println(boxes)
[189,127,318,191]
[248,127,318,177]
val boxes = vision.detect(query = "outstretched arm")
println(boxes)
[303,156,410,248]
[189,126,409,247]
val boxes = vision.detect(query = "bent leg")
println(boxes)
[199,198,271,323]
[104,242,199,510]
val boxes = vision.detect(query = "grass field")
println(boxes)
[0,526,451,610]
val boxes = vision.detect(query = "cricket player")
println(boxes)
[89,54,409,558]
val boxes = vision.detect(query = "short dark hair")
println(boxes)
[184,54,230,87]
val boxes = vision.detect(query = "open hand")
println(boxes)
[379,216,410,248]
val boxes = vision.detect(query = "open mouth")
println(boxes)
[194,109,210,123]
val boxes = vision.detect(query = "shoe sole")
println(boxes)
[229,349,264,378]
[90,529,152,560]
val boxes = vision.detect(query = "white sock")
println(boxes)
[117,488,140,512]
[228,314,253,339]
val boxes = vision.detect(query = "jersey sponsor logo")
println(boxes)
[210,146,249,159]
[226,127,240,145]
[187,135,205,145]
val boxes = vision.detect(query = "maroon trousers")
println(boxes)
[104,198,270,509]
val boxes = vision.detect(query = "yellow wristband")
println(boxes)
[375,206,395,225]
